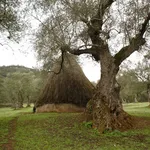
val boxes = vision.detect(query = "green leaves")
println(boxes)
[0,66,46,108]
[0,0,22,39]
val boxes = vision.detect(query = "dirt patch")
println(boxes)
[131,134,147,142]
[2,117,18,150]
[57,113,85,126]
[36,104,85,113]
[132,116,150,130]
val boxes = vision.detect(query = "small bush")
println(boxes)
[82,121,93,128]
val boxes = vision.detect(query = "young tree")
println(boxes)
[34,0,150,132]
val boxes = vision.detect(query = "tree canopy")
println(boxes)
[0,66,46,108]
[34,0,150,67]
[0,0,23,39]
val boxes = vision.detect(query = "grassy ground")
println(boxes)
[123,102,150,117]
[0,102,150,150]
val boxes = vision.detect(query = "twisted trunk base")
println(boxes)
[85,90,133,133]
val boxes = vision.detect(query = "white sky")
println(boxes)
[0,41,143,82]
[0,43,100,81]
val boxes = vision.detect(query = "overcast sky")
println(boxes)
[0,42,100,82]
[0,40,143,82]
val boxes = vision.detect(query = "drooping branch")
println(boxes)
[114,13,150,66]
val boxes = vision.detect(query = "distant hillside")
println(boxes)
[0,65,38,77]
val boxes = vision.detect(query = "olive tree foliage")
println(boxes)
[34,0,108,69]
[0,0,23,40]
[34,0,150,67]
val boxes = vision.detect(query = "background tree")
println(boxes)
[34,0,150,132]
[132,55,150,105]
[118,70,147,103]
[0,66,46,109]
[3,72,23,108]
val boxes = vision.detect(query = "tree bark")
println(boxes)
[85,47,133,133]
[26,95,31,107]
[18,91,24,108]
[147,83,150,106]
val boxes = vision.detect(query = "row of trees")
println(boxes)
[0,61,149,109]
[0,66,46,109]
[118,52,150,104]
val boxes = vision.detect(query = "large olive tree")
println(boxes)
[34,0,150,132]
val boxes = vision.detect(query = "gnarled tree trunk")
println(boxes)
[86,48,133,133]
[84,12,150,132]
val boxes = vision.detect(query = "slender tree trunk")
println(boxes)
[134,94,138,103]
[26,95,31,107]
[11,97,17,109]
[86,49,133,133]
[147,83,150,106]
[18,91,24,108]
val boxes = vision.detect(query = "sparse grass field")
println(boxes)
[0,102,150,150]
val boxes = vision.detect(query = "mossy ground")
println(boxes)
[0,102,150,150]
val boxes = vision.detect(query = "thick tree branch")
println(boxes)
[61,45,97,56]
[61,44,100,60]
[88,0,115,46]
[49,44,100,75]
[71,48,97,56]
[91,0,115,26]
[114,13,150,66]
[100,0,115,16]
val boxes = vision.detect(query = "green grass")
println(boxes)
[123,102,150,117]
[0,107,32,118]
[0,103,150,150]
[0,117,12,147]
